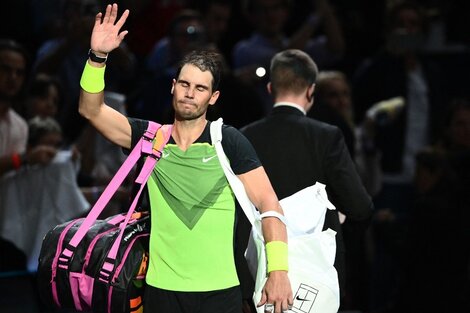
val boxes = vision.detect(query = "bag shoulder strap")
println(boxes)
[100,123,172,268]
[210,118,260,226]
[210,119,294,231]
[65,122,172,252]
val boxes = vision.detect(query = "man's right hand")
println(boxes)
[90,3,129,56]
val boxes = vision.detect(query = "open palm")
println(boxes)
[90,3,129,54]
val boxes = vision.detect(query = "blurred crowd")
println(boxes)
[0,0,469,312]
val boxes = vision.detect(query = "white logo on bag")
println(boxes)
[123,223,146,242]
[291,284,318,313]
[202,155,217,163]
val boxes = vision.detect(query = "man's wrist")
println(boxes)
[80,61,106,93]
[266,241,288,272]
[88,49,108,64]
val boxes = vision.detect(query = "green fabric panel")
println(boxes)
[145,143,239,291]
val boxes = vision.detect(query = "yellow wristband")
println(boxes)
[265,241,288,272]
[80,61,105,93]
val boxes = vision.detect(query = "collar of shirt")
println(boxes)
[273,102,306,115]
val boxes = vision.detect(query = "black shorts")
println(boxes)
[143,285,242,313]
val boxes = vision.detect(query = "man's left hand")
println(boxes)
[257,271,293,313]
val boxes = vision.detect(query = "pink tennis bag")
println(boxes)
[37,122,172,313]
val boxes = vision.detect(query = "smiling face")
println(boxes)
[171,64,220,121]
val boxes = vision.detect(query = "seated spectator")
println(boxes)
[0,116,89,271]
[27,116,63,150]
[0,39,56,178]
[25,73,62,120]
[307,70,382,197]
[308,71,355,156]
[0,39,29,177]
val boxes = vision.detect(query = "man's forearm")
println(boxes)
[260,202,288,243]
[78,60,106,120]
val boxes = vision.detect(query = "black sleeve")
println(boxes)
[221,125,262,175]
[323,127,373,222]
[127,117,149,150]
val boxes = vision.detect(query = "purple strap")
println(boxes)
[61,122,171,261]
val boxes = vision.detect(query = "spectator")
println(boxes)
[27,116,63,149]
[0,116,88,272]
[191,0,233,60]
[307,70,382,198]
[350,2,468,309]
[232,0,345,113]
[351,2,435,308]
[307,70,355,157]
[146,9,206,79]
[0,39,56,178]
[130,10,207,123]
[0,38,31,271]
[25,73,62,120]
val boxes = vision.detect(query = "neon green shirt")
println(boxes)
[145,141,239,291]
[126,119,261,292]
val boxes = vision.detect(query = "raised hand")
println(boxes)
[90,3,129,55]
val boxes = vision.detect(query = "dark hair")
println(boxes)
[27,116,62,147]
[0,39,31,66]
[315,71,349,100]
[28,74,62,99]
[269,49,318,96]
[26,74,63,118]
[175,50,222,91]
[0,39,32,107]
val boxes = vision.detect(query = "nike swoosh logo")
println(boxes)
[162,151,170,158]
[202,155,217,163]
[295,295,310,301]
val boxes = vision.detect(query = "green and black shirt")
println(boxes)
[129,118,261,292]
